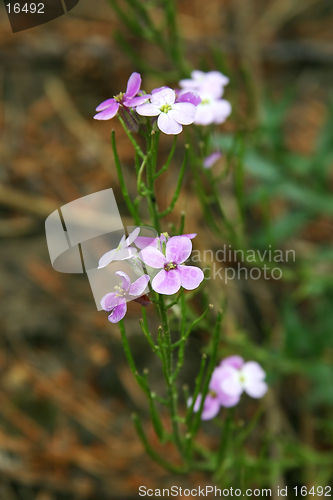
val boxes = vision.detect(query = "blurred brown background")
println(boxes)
[0,0,332,498]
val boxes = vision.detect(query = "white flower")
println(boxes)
[98,228,140,269]
[179,70,232,126]
[136,87,196,135]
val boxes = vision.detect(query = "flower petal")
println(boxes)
[94,101,119,120]
[113,247,137,260]
[136,103,161,117]
[113,247,137,261]
[151,87,175,105]
[220,355,244,370]
[219,367,243,397]
[241,361,268,397]
[191,70,205,81]
[177,91,201,106]
[179,76,200,89]
[125,72,141,98]
[214,99,232,124]
[96,98,116,112]
[98,249,117,269]
[192,394,220,420]
[135,236,159,250]
[100,292,119,311]
[166,236,192,264]
[203,151,222,169]
[178,265,204,290]
[157,113,183,135]
[218,392,241,408]
[123,94,151,107]
[152,269,181,295]
[115,271,131,291]
[169,102,196,125]
[118,234,126,249]
[244,380,268,399]
[108,301,127,323]
[151,86,169,94]
[129,274,150,296]
[126,227,141,246]
[242,361,266,381]
[206,71,229,87]
[139,246,166,268]
[193,103,216,126]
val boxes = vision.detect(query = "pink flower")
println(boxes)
[189,393,220,421]
[194,95,231,126]
[139,235,204,295]
[215,356,268,406]
[94,72,150,121]
[179,70,229,94]
[203,151,222,169]
[190,356,268,420]
[136,87,197,135]
[100,271,150,323]
[179,70,231,126]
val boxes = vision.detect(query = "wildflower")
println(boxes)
[190,356,268,420]
[203,151,222,169]
[216,356,268,401]
[100,271,150,323]
[136,87,197,135]
[94,72,150,121]
[179,70,232,126]
[179,70,229,94]
[98,228,140,269]
[192,89,231,126]
[189,393,220,421]
[139,235,203,295]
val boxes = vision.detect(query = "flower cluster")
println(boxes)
[100,271,150,323]
[94,70,231,134]
[99,232,204,322]
[190,355,268,420]
[179,70,232,126]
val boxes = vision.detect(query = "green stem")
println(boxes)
[191,309,223,436]
[111,130,141,225]
[118,320,147,394]
[146,131,161,233]
[154,136,177,180]
[139,317,160,357]
[137,153,149,196]
[118,115,145,159]
[158,145,188,218]
[132,413,184,473]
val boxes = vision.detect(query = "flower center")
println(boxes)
[114,92,125,103]
[209,390,217,398]
[114,285,126,297]
[201,98,211,105]
[160,103,172,113]
[164,262,177,271]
